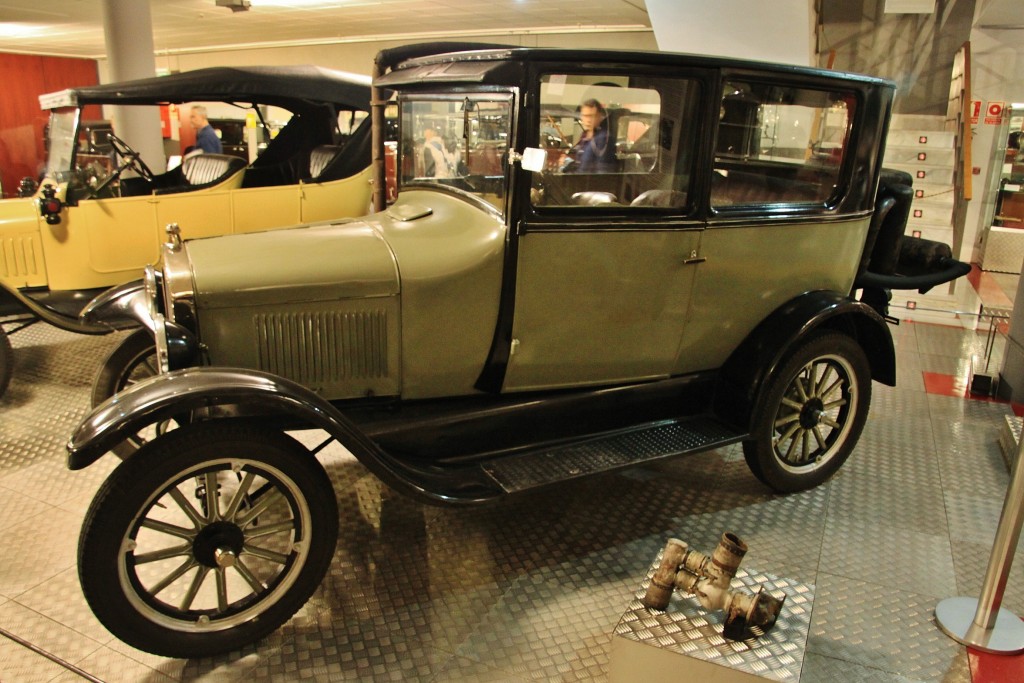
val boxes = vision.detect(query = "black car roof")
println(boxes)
[40,65,374,112]
[375,44,894,90]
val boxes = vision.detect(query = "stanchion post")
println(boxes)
[935,434,1024,653]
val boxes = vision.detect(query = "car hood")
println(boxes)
[187,218,400,310]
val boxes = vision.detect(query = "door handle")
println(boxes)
[683,250,706,265]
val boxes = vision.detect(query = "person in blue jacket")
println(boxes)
[566,98,615,173]
[189,105,222,154]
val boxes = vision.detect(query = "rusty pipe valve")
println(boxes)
[642,533,786,640]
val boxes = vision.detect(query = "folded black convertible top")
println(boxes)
[40,65,374,112]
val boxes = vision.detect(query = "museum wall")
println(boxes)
[817,0,976,116]
[0,53,100,198]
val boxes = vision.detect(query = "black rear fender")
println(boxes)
[714,290,895,431]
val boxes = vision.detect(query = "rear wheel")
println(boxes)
[743,331,870,492]
[78,422,339,658]
[0,327,12,398]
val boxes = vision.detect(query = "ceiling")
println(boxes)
[0,0,651,59]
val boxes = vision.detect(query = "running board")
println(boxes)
[480,417,745,494]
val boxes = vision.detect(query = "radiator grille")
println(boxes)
[1,236,41,279]
[254,310,390,384]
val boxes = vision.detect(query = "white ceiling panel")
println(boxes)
[0,0,651,58]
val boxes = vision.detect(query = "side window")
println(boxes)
[712,81,855,210]
[532,75,699,210]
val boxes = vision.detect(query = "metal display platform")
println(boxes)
[0,321,1020,681]
[610,552,813,682]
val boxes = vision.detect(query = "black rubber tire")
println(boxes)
[78,421,339,658]
[0,327,12,399]
[742,331,870,493]
[91,329,163,458]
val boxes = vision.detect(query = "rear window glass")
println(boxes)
[712,81,855,209]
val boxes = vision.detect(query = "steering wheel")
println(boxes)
[107,133,155,182]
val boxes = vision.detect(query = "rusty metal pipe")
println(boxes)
[641,533,785,638]
[643,538,687,610]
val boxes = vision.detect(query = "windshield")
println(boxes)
[44,108,81,181]
[399,95,512,212]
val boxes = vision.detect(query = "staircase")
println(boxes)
[881,114,973,326]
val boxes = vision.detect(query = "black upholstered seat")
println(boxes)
[181,153,245,186]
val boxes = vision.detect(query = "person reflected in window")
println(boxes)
[564,99,615,173]
[421,127,454,178]
[189,105,222,154]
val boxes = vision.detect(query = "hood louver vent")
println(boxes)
[254,310,390,384]
[1,235,41,280]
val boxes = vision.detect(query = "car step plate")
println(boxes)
[481,417,744,493]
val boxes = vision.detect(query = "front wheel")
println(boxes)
[743,331,871,493]
[92,329,171,458]
[78,422,339,658]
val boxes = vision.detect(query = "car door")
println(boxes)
[501,71,707,391]
[676,77,870,375]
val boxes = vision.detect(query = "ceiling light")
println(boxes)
[884,0,935,13]
[249,0,338,6]
[0,23,47,39]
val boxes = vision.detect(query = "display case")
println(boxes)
[979,104,1024,273]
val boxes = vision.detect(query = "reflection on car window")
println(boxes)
[532,74,698,211]
[712,81,854,209]
[399,97,512,213]
[45,108,81,181]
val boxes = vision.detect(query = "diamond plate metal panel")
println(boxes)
[0,508,80,597]
[944,491,1005,546]
[452,565,632,682]
[0,487,52,533]
[809,573,966,681]
[999,415,1021,469]
[927,393,1013,425]
[614,553,813,682]
[1,302,1017,682]
[483,419,741,493]
[799,651,965,683]
[0,601,105,677]
[15,567,114,646]
[933,432,1010,500]
[47,646,178,683]
[0,636,70,683]
[913,325,990,359]
[950,539,1024,618]
[432,654,533,682]
[868,385,931,420]
[819,518,957,598]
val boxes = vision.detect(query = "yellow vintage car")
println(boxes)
[0,65,376,396]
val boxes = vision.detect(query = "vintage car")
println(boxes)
[67,44,969,657]
[0,65,375,396]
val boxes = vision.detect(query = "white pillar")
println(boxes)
[101,0,165,172]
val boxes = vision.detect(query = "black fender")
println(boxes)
[713,290,895,432]
[0,281,111,335]
[78,278,154,331]
[67,366,501,505]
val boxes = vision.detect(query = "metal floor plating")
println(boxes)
[0,320,1020,682]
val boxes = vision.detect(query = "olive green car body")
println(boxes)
[63,43,975,660]
[70,44,972,494]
